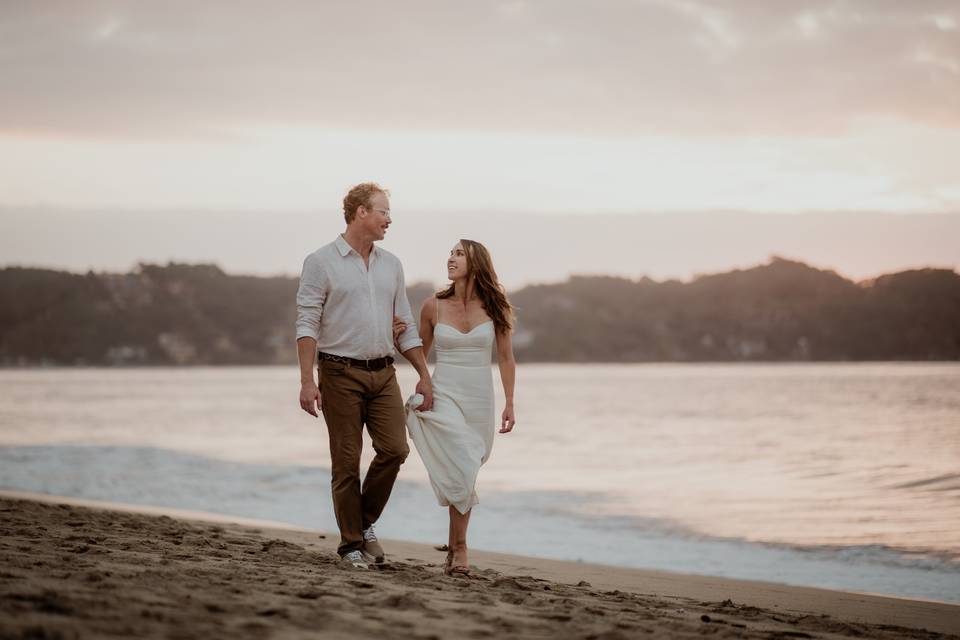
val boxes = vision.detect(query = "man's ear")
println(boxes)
[355,205,366,220]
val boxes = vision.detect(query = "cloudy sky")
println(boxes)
[1,1,958,281]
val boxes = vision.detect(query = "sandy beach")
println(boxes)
[1,491,957,640]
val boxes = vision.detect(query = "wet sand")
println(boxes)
[1,492,957,639]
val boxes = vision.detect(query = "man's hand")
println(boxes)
[415,376,434,411]
[300,381,321,417]
[392,316,406,348]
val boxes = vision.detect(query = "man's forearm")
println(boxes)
[297,337,318,384]
[400,346,430,379]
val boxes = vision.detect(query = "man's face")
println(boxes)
[362,192,391,241]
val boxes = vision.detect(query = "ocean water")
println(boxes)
[1,364,958,603]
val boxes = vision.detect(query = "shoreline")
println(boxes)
[2,490,958,638]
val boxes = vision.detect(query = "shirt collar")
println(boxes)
[335,234,380,259]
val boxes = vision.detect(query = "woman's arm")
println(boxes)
[418,296,436,359]
[495,327,516,433]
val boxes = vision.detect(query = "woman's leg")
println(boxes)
[448,506,472,568]
[447,509,455,550]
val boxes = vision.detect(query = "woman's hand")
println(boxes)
[499,405,515,433]
[392,316,407,347]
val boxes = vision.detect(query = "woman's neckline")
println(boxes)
[436,320,493,335]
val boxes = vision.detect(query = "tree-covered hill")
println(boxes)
[1,258,957,365]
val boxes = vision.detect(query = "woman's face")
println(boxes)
[447,243,468,280]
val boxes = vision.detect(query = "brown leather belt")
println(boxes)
[318,352,394,371]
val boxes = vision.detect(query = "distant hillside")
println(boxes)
[1,258,958,365]
[509,258,960,361]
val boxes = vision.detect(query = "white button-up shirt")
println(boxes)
[295,235,422,359]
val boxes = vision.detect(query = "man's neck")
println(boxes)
[341,228,375,259]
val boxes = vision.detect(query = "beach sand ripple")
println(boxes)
[0,497,955,640]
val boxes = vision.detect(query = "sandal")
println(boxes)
[447,548,470,577]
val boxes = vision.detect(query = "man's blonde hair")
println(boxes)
[342,182,389,224]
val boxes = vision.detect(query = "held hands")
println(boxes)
[299,382,321,418]
[500,405,515,433]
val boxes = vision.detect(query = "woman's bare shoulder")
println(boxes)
[420,294,439,318]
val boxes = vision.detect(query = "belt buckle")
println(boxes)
[327,353,348,366]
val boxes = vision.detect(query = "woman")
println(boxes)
[402,239,516,576]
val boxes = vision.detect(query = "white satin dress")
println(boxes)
[405,319,496,514]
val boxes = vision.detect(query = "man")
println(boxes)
[296,182,433,568]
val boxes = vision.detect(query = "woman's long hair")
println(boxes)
[437,239,514,334]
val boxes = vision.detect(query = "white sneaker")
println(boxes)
[340,550,368,569]
[362,525,385,563]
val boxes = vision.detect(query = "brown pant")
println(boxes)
[319,359,409,556]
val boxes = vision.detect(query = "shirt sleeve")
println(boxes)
[394,261,423,353]
[295,253,327,342]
